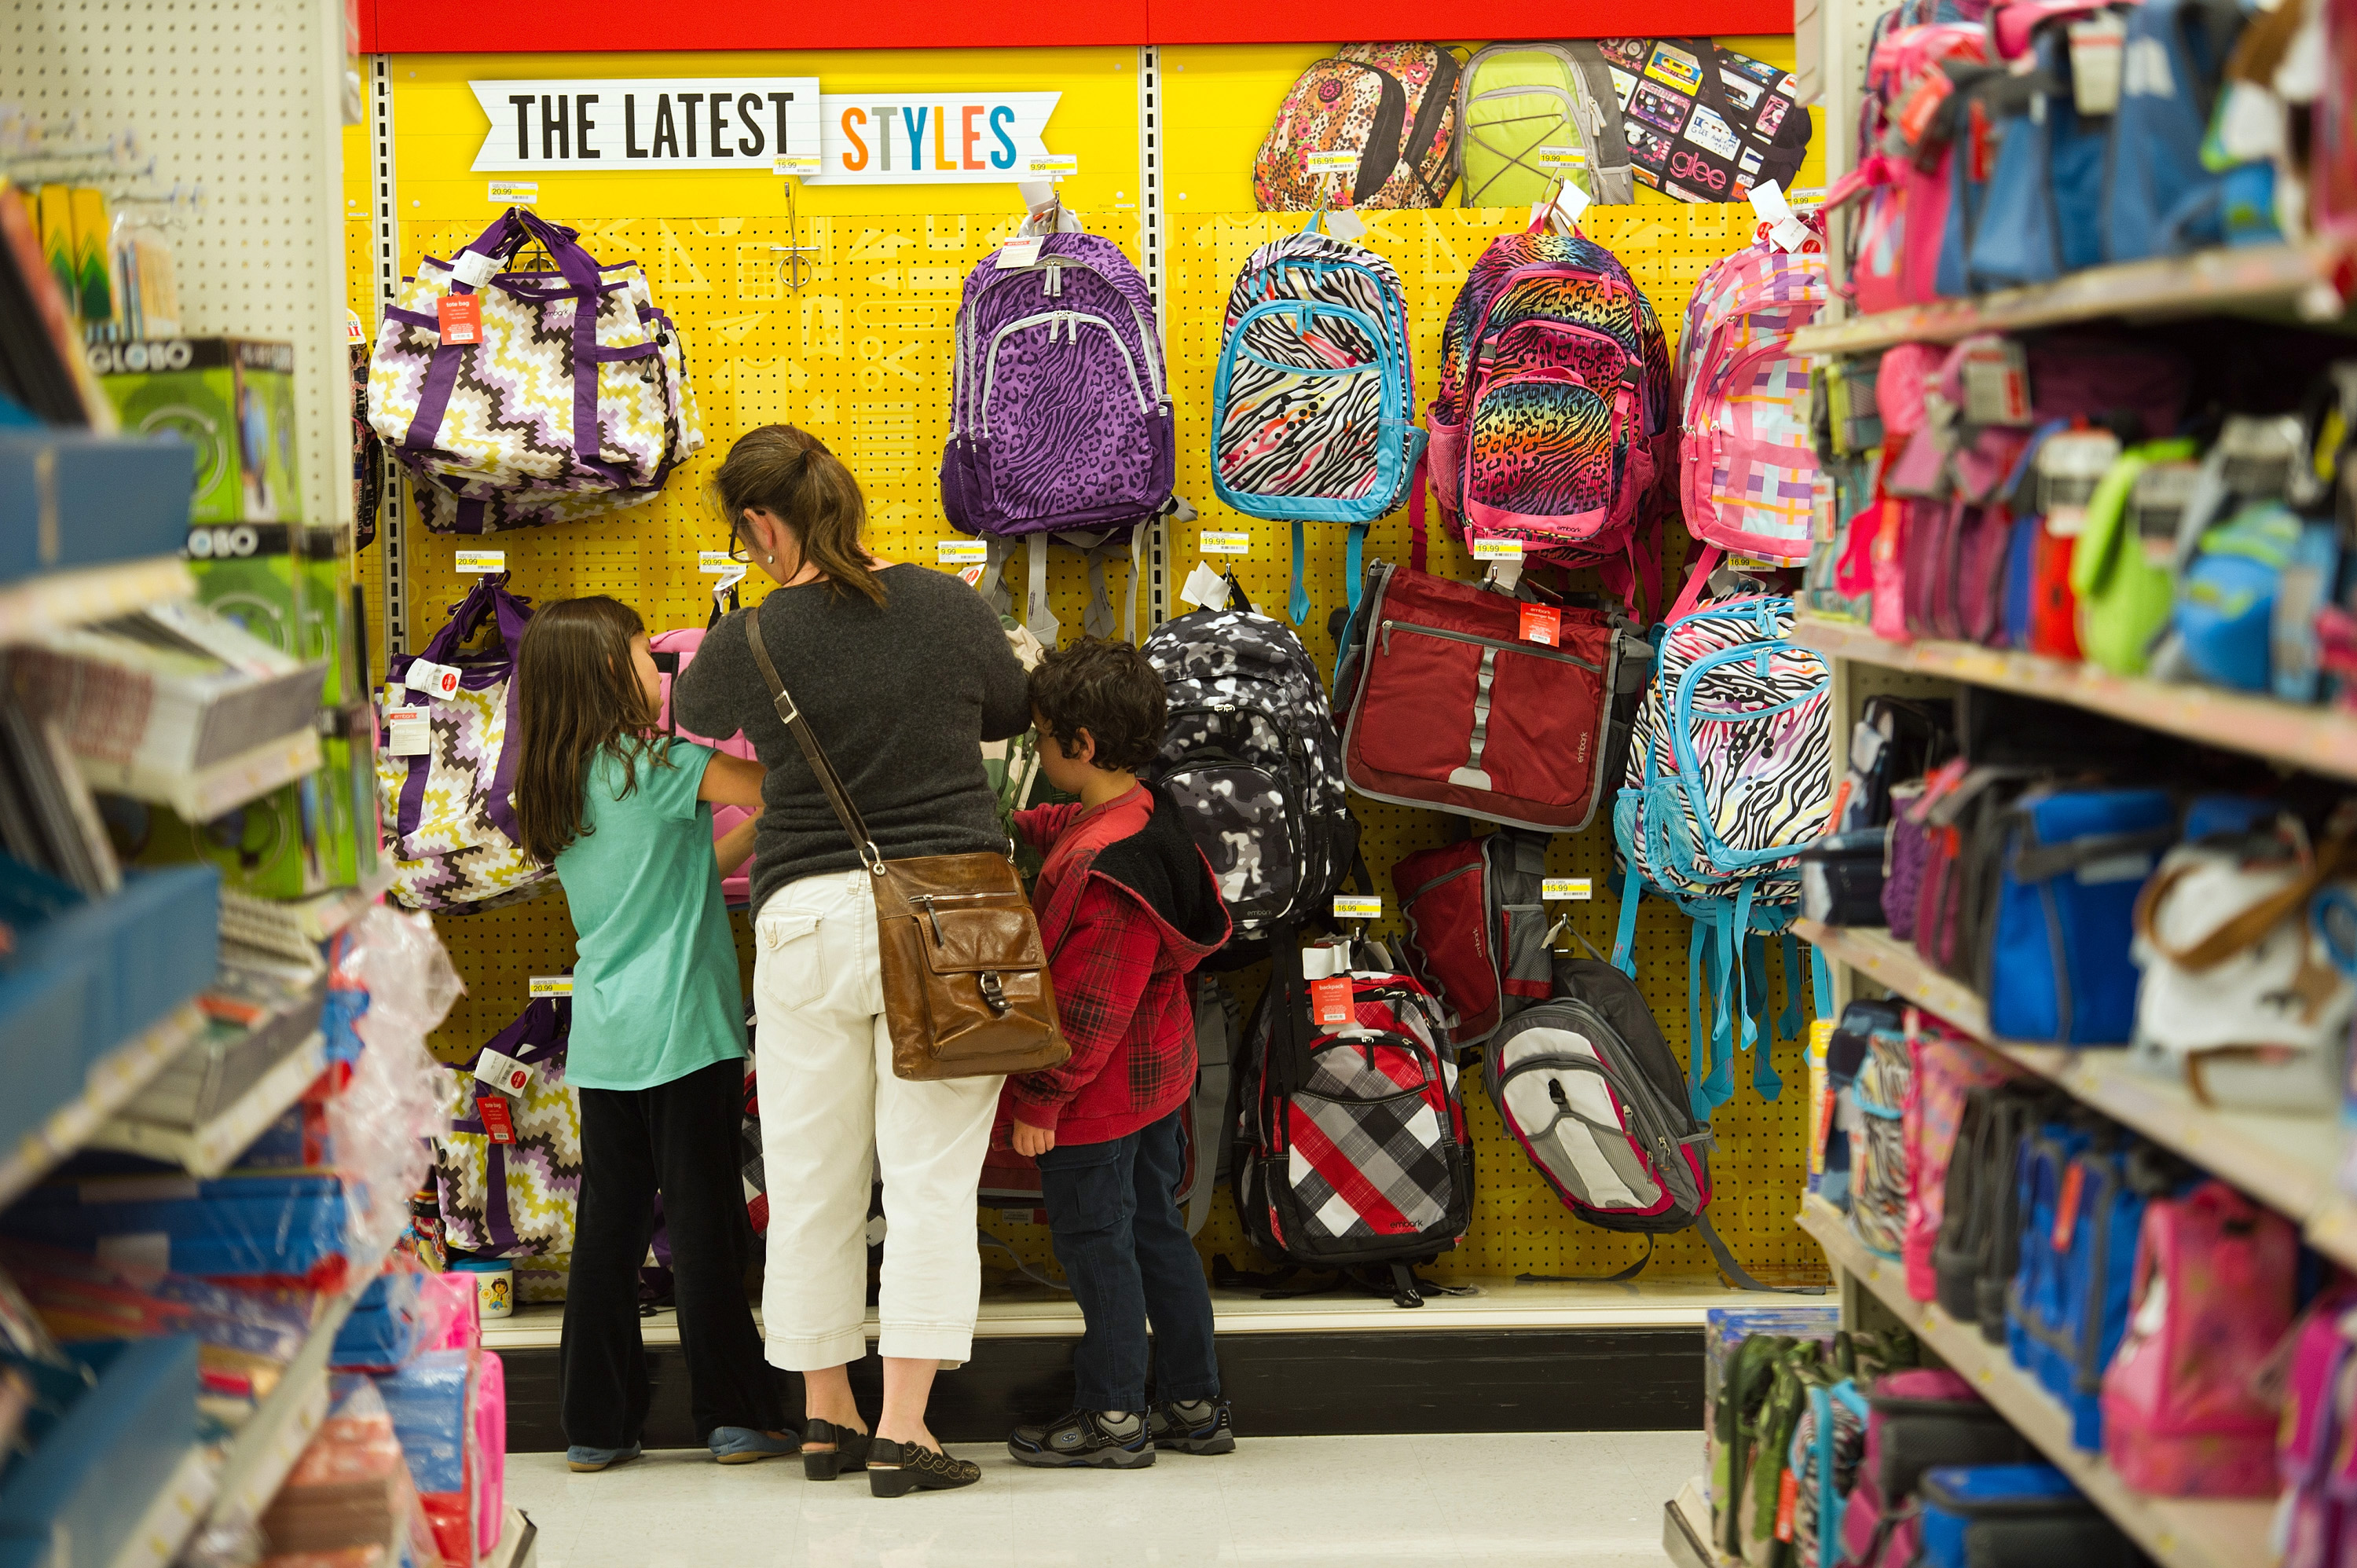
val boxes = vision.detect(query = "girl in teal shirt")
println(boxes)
[513,595,793,1472]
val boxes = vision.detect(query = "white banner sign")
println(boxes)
[469,79,1064,185]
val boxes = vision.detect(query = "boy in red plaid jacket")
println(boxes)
[1000,637,1233,1470]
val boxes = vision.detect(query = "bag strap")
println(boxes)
[1184,976,1234,1237]
[2135,830,2357,973]
[742,606,884,873]
[1563,43,1637,206]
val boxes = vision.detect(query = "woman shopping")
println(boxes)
[673,424,1032,1497]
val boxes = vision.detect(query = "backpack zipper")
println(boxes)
[981,311,1153,434]
[1378,618,1601,671]
[988,256,1167,405]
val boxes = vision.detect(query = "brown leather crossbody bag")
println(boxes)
[744,609,1069,1082]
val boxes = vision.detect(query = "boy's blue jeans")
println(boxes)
[1035,1107,1222,1412]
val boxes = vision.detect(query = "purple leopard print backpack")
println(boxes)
[940,230,1175,645]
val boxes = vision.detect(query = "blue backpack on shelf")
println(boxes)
[1983,786,2176,1045]
[1967,27,2110,290]
[2104,0,2249,262]
[2008,1124,2146,1450]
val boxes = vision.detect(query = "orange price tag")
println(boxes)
[1519,603,1561,647]
[438,295,482,346]
[2051,1162,2086,1253]
[1310,976,1354,1029]
[1775,1468,1799,1542]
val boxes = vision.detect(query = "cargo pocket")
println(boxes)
[1499,903,1554,1015]
[756,909,827,1011]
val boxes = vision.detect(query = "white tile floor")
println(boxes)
[505,1431,1694,1567]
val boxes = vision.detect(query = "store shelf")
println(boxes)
[201,1269,376,1539]
[218,865,392,962]
[1799,1196,2273,1568]
[105,1442,218,1568]
[1788,241,2341,356]
[1799,920,2357,1269]
[1662,1475,1732,1568]
[0,557,194,651]
[484,1507,537,1568]
[79,729,325,823]
[1794,616,2357,784]
[88,1031,328,1178]
[0,1001,206,1212]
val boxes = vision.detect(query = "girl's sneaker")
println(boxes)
[1148,1399,1235,1454]
[1006,1409,1157,1468]
[566,1443,643,1473]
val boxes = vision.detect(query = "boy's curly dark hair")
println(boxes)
[1029,637,1167,774]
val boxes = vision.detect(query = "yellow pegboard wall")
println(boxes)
[346,100,1821,1288]
[1159,203,1820,1286]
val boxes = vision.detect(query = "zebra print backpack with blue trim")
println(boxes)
[1209,218,1422,628]
[1611,589,1834,1117]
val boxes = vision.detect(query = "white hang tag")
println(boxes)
[1325,210,1369,243]
[997,236,1044,269]
[385,706,431,757]
[1959,339,2033,427]
[450,251,498,288]
[1536,181,1589,234]
[474,1048,536,1096]
[1178,561,1230,610]
[2068,13,2128,118]
[1748,181,1810,253]
[405,659,462,700]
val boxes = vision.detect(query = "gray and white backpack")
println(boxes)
[1142,597,1354,954]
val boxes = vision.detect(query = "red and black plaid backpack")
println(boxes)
[1231,942,1472,1306]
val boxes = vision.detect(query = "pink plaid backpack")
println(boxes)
[1671,236,1828,621]
[2102,1179,2297,1497]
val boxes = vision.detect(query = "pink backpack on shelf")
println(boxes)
[1901,1020,2014,1302]
[2276,1292,2357,1568]
[475,1350,507,1557]
[651,625,761,907]
[1670,236,1828,615]
[2102,1180,2298,1497]
[1838,1368,2030,1568]
[1824,22,1992,316]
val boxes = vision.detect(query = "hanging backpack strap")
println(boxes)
[1183,977,1233,1237]
[1611,863,1644,976]
[1407,456,1431,577]
[1060,529,1120,641]
[1777,932,1807,1043]
[1811,943,1834,1018]
[1667,543,1723,625]
[1698,1213,1827,1295]
[1127,527,1143,643]
[976,537,1015,617]
[977,1229,1072,1292]
[1516,1234,1659,1284]
[1028,534,1061,647]
[1344,518,1369,617]
[1290,518,1312,627]
[1563,42,1638,206]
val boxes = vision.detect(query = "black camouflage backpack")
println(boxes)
[1142,592,1354,957]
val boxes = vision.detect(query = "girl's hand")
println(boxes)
[1012,1120,1055,1158]
[715,815,759,877]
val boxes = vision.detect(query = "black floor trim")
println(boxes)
[502,1328,1701,1450]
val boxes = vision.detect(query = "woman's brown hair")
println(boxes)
[511,596,670,865]
[713,424,885,607]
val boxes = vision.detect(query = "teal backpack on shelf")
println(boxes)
[1611,589,1835,1116]
[1208,216,1421,626]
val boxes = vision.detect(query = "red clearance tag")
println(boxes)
[1310,976,1354,1028]
[438,295,482,346]
[2051,1163,2086,1253]
[1775,1468,1799,1542]
[1519,603,1561,647]
[477,1092,517,1145]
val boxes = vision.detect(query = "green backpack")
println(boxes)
[1457,42,1636,209]
[2068,438,2200,676]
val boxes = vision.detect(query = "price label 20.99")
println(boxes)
[528,976,574,998]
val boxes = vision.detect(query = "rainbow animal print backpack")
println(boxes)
[1611,592,1833,1115]
[1426,219,1675,617]
[1210,221,1421,625]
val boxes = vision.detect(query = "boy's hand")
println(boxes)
[1012,1120,1055,1157]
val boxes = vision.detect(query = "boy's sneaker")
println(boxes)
[1007,1409,1157,1468]
[1149,1398,1235,1455]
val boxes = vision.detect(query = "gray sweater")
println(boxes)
[671,564,1031,916]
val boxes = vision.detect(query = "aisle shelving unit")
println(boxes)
[105,1442,217,1568]
[0,557,195,649]
[1799,1199,2273,1568]
[1796,616,2357,785]
[0,1002,205,1212]
[88,1031,328,1178]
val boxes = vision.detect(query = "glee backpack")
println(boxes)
[1426,220,1675,616]
[1253,45,1461,211]
[1674,237,1830,602]
[941,230,1175,644]
[1210,221,1422,625]
[1231,943,1471,1307]
[1611,592,1834,1116]
[1141,597,1354,955]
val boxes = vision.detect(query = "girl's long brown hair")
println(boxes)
[511,596,670,865]
[713,425,886,608]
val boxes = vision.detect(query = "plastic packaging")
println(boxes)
[474,1352,504,1558]
[328,909,463,1269]
[372,1349,475,1565]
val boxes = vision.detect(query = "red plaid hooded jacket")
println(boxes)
[1000,782,1230,1145]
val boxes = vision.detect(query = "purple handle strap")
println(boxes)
[419,573,533,666]
[394,576,535,847]
[447,995,571,1256]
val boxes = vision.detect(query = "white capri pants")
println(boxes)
[753,867,1004,1369]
